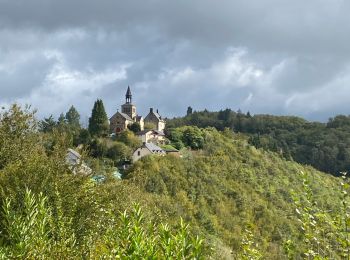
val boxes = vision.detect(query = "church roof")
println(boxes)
[119,112,133,121]
[126,86,132,96]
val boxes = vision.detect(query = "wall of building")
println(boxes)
[132,147,152,162]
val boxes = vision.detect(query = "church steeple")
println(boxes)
[125,86,132,104]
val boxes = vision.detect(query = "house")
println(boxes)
[132,142,166,162]
[144,108,166,132]
[110,86,144,133]
[66,149,92,175]
[135,129,166,145]
[110,86,167,134]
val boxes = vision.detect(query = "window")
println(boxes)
[138,151,141,156]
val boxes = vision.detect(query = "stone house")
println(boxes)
[132,142,166,162]
[135,129,166,145]
[144,108,166,132]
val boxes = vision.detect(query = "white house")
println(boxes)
[135,129,166,145]
[66,149,92,175]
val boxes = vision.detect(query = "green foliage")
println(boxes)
[0,190,205,259]
[238,225,262,260]
[127,122,141,133]
[93,204,206,259]
[39,115,56,133]
[115,130,141,150]
[127,128,343,258]
[0,105,205,258]
[167,109,350,176]
[65,105,80,129]
[290,171,350,259]
[168,126,204,150]
[74,128,92,146]
[106,142,132,164]
[5,104,350,259]
[88,99,109,137]
[0,189,77,259]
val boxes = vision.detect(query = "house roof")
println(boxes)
[136,130,152,136]
[144,143,165,153]
[67,148,81,159]
[151,110,162,120]
[153,130,165,136]
[136,129,165,136]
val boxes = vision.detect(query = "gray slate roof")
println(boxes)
[144,143,165,153]
[136,129,165,136]
[119,112,133,121]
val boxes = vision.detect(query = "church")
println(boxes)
[109,86,166,134]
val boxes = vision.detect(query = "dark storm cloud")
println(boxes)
[0,0,349,120]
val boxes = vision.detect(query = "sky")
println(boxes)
[0,0,349,122]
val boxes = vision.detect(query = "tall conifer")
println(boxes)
[88,99,109,136]
[65,105,80,128]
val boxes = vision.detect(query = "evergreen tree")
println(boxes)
[65,105,80,128]
[186,106,193,116]
[39,115,56,133]
[57,113,66,125]
[88,99,109,137]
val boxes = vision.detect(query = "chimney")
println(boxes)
[150,108,153,113]
[156,109,159,113]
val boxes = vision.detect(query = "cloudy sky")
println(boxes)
[0,0,349,122]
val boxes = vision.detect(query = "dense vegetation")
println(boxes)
[0,105,205,259]
[167,108,350,176]
[2,103,350,258]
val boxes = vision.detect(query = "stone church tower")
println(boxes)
[121,86,137,119]
[109,86,144,134]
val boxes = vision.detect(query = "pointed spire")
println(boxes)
[126,86,131,96]
[125,85,132,104]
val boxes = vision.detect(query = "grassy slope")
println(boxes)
[124,128,341,259]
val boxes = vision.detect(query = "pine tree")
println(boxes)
[65,105,80,128]
[39,115,56,132]
[57,113,66,125]
[88,99,109,137]
[187,106,193,116]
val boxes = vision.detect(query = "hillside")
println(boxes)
[126,127,343,259]
[0,105,348,259]
[167,109,350,177]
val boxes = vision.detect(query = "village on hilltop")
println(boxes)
[109,86,178,162]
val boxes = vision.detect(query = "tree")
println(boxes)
[128,122,141,133]
[65,106,80,129]
[39,115,56,133]
[57,113,66,125]
[187,106,193,116]
[88,99,109,137]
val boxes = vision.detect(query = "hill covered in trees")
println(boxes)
[1,104,350,259]
[167,108,350,177]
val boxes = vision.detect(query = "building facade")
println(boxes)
[110,86,144,133]
[144,108,166,132]
[132,142,166,162]
[110,86,166,134]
